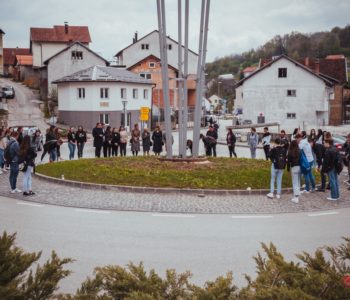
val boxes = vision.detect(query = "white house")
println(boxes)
[53,66,153,130]
[234,55,334,130]
[30,23,91,68]
[208,94,221,111]
[114,30,198,74]
[44,41,109,95]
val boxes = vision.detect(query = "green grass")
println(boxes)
[34,157,313,190]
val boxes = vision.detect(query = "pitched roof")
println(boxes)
[236,54,334,87]
[114,30,197,57]
[243,66,256,73]
[3,48,30,65]
[53,65,153,85]
[30,25,91,43]
[43,41,109,65]
[127,54,178,71]
[15,55,33,66]
[0,29,5,34]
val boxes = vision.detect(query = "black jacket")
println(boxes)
[67,132,76,143]
[76,131,87,143]
[226,132,236,146]
[43,140,58,152]
[111,132,120,145]
[206,130,218,142]
[22,147,37,167]
[322,146,338,173]
[92,127,104,147]
[287,149,300,171]
[269,146,287,170]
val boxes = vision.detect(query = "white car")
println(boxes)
[2,86,15,99]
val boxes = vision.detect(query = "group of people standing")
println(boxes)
[264,127,350,203]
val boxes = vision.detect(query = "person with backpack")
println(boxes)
[76,126,87,159]
[322,138,340,201]
[226,128,237,158]
[247,127,259,159]
[19,135,37,196]
[6,131,21,193]
[297,132,316,193]
[266,138,287,199]
[262,127,271,160]
[287,140,301,203]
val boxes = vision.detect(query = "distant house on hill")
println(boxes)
[13,55,34,81]
[3,48,30,76]
[234,54,349,130]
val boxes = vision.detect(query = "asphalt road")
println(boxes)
[0,194,348,294]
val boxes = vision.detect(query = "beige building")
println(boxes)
[0,29,5,75]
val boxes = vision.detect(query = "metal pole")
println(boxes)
[157,0,173,158]
[177,0,184,157]
[192,0,206,157]
[183,0,189,156]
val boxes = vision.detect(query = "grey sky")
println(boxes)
[1,0,349,63]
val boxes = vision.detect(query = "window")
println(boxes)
[100,113,109,124]
[287,89,296,97]
[143,89,149,99]
[100,102,109,107]
[140,73,151,79]
[149,62,156,68]
[71,51,83,60]
[167,44,172,50]
[287,113,296,119]
[278,68,287,78]
[141,43,149,50]
[121,88,127,99]
[100,88,109,99]
[133,88,138,99]
[77,88,85,99]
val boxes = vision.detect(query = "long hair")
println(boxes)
[288,140,299,157]
[19,135,31,159]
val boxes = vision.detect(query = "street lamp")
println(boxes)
[122,100,128,131]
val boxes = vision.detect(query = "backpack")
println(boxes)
[299,150,311,175]
[274,147,286,170]
[4,140,15,163]
[334,151,344,175]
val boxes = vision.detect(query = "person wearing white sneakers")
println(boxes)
[7,131,21,194]
[287,140,301,203]
[267,138,287,200]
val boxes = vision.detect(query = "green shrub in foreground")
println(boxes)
[1,231,350,299]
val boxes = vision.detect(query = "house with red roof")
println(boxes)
[13,55,34,81]
[3,48,30,76]
[30,22,91,67]
[0,29,5,75]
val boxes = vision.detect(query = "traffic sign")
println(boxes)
[140,107,150,114]
[140,113,149,121]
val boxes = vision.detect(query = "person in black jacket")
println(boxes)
[41,139,63,162]
[287,140,301,203]
[315,142,327,192]
[76,126,87,159]
[206,126,218,157]
[19,135,37,196]
[343,133,350,187]
[322,138,339,201]
[152,126,163,156]
[103,126,113,157]
[67,127,76,160]
[92,123,104,158]
[267,138,287,199]
[111,127,120,157]
[226,128,237,158]
[280,130,290,151]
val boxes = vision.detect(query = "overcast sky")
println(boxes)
[1,0,349,62]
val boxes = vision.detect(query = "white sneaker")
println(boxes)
[291,197,299,203]
[276,194,281,199]
[2,168,8,172]
[327,197,338,201]
[301,190,310,194]
[14,188,22,193]
[0,170,3,175]
[266,193,274,199]
[10,189,16,194]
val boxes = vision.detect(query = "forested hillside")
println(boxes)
[206,25,350,81]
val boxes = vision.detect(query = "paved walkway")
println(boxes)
[0,169,349,214]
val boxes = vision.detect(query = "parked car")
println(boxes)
[2,86,15,99]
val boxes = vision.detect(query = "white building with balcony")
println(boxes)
[53,66,153,130]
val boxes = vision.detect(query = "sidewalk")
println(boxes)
[0,169,349,214]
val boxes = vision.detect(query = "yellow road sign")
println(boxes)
[140,113,149,121]
[140,107,150,114]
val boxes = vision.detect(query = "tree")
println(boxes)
[0,232,72,299]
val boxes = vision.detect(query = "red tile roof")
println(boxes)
[3,48,30,66]
[30,25,91,43]
[15,55,33,66]
[243,66,256,73]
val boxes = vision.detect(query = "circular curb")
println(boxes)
[34,172,294,196]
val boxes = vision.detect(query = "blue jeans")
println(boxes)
[270,165,284,195]
[250,146,257,159]
[0,148,4,168]
[328,169,339,199]
[291,166,301,197]
[9,162,19,190]
[22,166,33,192]
[303,161,315,191]
[68,143,76,160]
[77,142,85,158]
[49,148,57,162]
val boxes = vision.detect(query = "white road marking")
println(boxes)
[308,211,339,217]
[152,214,195,218]
[75,208,111,214]
[17,202,44,207]
[231,215,273,219]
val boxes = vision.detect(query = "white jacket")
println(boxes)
[299,138,314,162]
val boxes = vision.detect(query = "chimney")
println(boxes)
[133,31,138,44]
[305,57,310,67]
[64,21,68,34]
[315,59,320,74]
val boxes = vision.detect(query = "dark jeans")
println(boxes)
[228,145,237,158]
[112,144,119,156]
[263,145,270,160]
[103,144,112,157]
[303,161,316,191]
[328,169,339,199]
[120,143,126,156]
[212,144,217,157]
[95,145,102,158]
[56,145,61,160]
[77,142,85,158]
[9,162,19,190]
[206,145,212,156]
